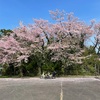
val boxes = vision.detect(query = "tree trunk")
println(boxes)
[95,64,97,76]
[19,68,23,77]
[38,66,41,77]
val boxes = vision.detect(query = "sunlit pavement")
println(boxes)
[0,77,100,100]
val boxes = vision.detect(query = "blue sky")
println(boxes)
[0,0,100,29]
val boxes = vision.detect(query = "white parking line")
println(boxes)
[60,81,63,100]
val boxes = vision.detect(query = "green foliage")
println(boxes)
[0,29,13,36]
[64,63,84,75]
[42,63,54,72]
[83,46,96,56]
[1,43,100,77]
[83,54,98,75]
[2,65,14,76]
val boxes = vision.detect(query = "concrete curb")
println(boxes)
[95,76,100,80]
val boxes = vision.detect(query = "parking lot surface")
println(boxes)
[0,77,100,100]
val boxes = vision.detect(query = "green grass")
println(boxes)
[58,75,98,78]
[0,75,20,78]
[0,74,99,78]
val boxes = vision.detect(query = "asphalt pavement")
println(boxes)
[0,77,100,100]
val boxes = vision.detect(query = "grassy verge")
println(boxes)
[58,75,99,78]
[0,75,20,78]
[0,75,99,78]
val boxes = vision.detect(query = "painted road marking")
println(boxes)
[60,81,63,100]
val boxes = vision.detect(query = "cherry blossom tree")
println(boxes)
[93,22,100,54]
[0,20,54,76]
[0,10,94,76]
[48,10,93,65]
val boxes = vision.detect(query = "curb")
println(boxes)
[95,76,100,80]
